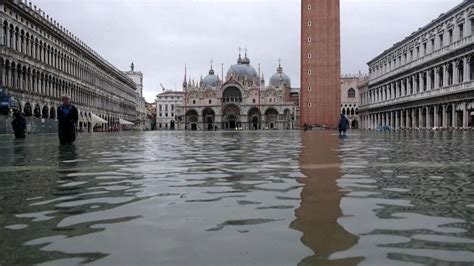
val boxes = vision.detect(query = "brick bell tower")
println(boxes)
[300,0,341,128]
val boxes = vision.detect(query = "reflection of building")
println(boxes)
[359,1,474,130]
[0,0,138,134]
[176,51,296,130]
[156,90,184,130]
[300,0,341,128]
[291,131,360,265]
[124,63,147,130]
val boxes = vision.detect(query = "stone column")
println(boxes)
[435,67,440,89]
[401,79,406,96]
[443,65,448,87]
[400,109,406,128]
[393,110,398,129]
[419,107,423,128]
[452,103,456,128]
[463,102,469,128]
[454,61,459,84]
[442,104,448,128]
[419,73,424,92]
[464,57,469,82]
[426,70,431,91]
[434,105,439,128]
[390,111,394,128]
[426,106,430,128]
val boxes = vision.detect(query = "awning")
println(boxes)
[119,118,134,125]
[91,113,108,124]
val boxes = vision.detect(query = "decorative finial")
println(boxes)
[130,62,134,72]
[278,57,281,67]
[244,46,248,56]
[210,59,213,70]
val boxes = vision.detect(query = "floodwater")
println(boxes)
[0,131,473,265]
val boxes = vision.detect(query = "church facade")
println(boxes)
[175,52,296,130]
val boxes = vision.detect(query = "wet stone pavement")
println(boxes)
[0,131,473,265]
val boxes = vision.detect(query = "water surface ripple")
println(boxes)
[0,131,473,265]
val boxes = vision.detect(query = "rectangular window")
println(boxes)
[431,39,435,51]
[449,29,453,43]
[423,43,427,55]
[439,34,443,47]
[416,47,420,58]
[410,50,413,61]
[459,24,464,39]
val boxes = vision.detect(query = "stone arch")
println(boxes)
[248,107,261,130]
[50,106,56,119]
[264,108,279,129]
[223,104,241,129]
[202,108,215,131]
[351,119,359,129]
[33,103,41,118]
[24,102,32,116]
[42,105,49,118]
[186,109,199,130]
[446,104,453,127]
[223,86,242,103]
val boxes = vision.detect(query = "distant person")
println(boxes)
[11,110,26,139]
[338,114,349,137]
[57,95,78,145]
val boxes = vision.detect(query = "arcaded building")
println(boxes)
[175,52,296,131]
[341,75,363,129]
[359,0,474,130]
[0,0,139,133]
[300,0,341,128]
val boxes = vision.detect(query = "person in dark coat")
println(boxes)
[57,95,78,145]
[11,111,26,139]
[338,114,350,137]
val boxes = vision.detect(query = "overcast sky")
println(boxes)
[34,0,462,102]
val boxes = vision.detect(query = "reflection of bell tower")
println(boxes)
[300,0,341,128]
[291,132,360,265]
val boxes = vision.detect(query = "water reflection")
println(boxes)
[0,131,473,265]
[292,131,361,265]
[333,131,474,265]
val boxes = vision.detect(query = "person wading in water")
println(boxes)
[57,95,78,145]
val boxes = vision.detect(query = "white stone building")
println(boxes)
[124,63,146,130]
[0,0,140,134]
[156,90,184,130]
[359,0,474,130]
[340,75,363,129]
[175,51,296,131]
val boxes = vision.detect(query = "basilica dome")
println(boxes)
[269,63,291,88]
[226,53,258,81]
[202,68,220,88]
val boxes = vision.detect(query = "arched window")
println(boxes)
[348,88,356,98]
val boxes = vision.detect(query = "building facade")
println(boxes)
[341,75,363,129]
[300,0,341,128]
[156,90,184,130]
[175,52,296,131]
[359,1,474,130]
[0,0,138,134]
[124,63,146,130]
